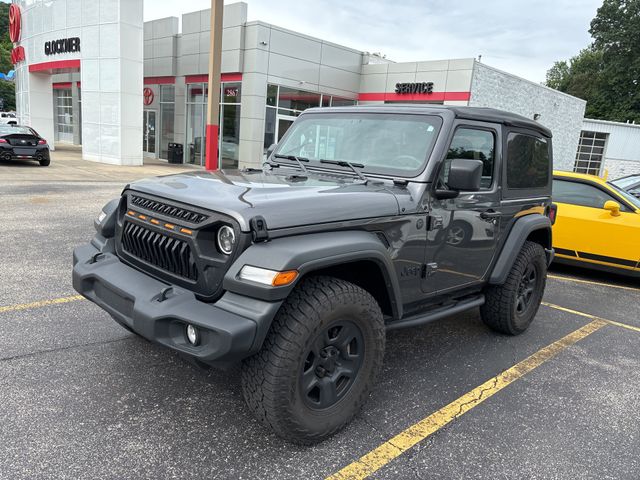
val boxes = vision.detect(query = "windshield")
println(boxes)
[608,182,640,210]
[610,175,640,189]
[274,113,442,176]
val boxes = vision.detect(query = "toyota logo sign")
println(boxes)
[9,4,21,43]
[143,88,155,106]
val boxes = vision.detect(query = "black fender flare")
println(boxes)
[489,214,552,285]
[223,231,403,318]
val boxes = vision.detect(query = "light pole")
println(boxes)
[205,0,223,170]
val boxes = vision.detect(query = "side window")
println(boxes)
[506,133,550,189]
[552,179,629,211]
[439,128,495,189]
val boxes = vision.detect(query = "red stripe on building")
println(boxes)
[185,73,243,84]
[144,76,176,85]
[53,82,72,89]
[29,59,81,73]
[358,91,471,102]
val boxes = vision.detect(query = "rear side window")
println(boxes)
[506,133,550,189]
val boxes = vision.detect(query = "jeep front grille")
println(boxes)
[121,221,198,281]
[130,195,208,224]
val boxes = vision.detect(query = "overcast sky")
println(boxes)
[143,0,602,83]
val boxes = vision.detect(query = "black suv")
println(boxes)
[73,105,555,443]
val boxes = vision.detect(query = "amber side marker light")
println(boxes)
[164,223,175,230]
[180,228,193,235]
[272,270,299,286]
[138,214,147,220]
[150,219,160,225]
[127,210,135,216]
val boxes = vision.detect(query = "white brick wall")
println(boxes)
[469,62,586,171]
[603,158,640,179]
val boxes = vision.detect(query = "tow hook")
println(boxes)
[89,252,104,264]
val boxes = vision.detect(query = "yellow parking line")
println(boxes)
[542,302,640,334]
[326,319,607,480]
[547,274,638,292]
[0,295,84,314]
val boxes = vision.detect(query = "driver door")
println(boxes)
[422,125,502,293]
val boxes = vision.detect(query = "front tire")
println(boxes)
[480,241,547,335]
[241,276,385,444]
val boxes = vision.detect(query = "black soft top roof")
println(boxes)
[304,104,553,138]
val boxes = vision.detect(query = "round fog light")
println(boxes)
[186,324,199,346]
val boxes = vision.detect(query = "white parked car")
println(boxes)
[0,112,17,125]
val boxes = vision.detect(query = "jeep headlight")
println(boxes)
[94,198,119,238]
[217,225,236,255]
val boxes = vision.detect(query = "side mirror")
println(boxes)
[266,143,277,158]
[447,159,483,191]
[603,200,621,216]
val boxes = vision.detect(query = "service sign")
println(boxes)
[395,82,434,94]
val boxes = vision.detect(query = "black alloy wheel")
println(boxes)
[300,320,364,410]
[515,263,537,315]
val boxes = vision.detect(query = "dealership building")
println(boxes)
[9,0,639,175]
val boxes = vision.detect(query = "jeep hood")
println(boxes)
[127,169,401,231]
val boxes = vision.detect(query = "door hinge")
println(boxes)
[426,215,443,231]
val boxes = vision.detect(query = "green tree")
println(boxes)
[0,79,14,110]
[0,2,11,71]
[545,0,640,123]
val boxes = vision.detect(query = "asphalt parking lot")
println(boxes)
[1,156,639,479]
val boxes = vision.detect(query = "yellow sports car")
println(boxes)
[552,170,640,276]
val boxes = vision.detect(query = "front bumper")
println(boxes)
[72,241,282,366]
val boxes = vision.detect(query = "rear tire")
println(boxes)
[39,158,50,167]
[241,276,385,444]
[480,241,547,335]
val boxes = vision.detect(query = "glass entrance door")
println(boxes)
[143,110,157,156]
[276,114,296,143]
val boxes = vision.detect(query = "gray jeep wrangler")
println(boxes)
[73,105,556,444]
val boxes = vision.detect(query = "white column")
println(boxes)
[81,0,143,165]
[28,73,55,150]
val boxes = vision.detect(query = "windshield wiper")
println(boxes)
[273,154,309,173]
[320,159,368,183]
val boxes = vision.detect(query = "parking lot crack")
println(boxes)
[0,337,132,363]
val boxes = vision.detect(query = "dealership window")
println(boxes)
[159,85,175,160]
[263,84,356,151]
[185,82,241,168]
[574,130,608,176]
[506,133,550,189]
[55,89,73,143]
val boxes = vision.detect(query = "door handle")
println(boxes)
[480,210,500,220]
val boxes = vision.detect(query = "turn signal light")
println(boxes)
[272,270,299,286]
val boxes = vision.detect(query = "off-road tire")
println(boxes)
[39,158,50,166]
[241,276,385,444]
[480,241,547,335]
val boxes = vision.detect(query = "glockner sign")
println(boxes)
[44,37,81,56]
